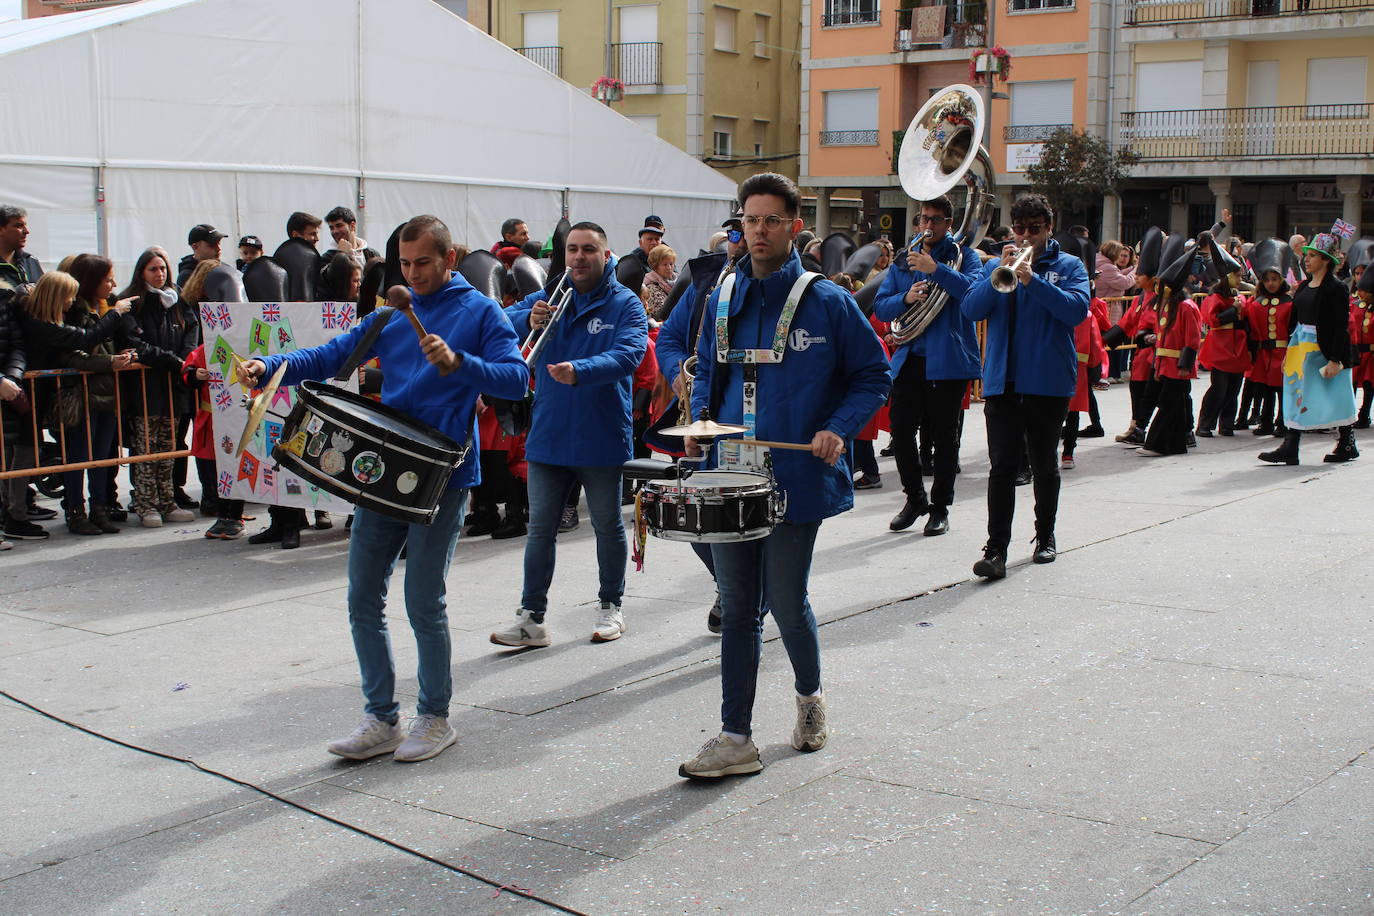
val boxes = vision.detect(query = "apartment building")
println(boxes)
[492,1,802,186]
[1113,0,1373,242]
[802,0,1111,245]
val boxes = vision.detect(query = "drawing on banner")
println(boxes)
[206,302,359,512]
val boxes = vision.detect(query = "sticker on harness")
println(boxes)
[352,451,385,485]
[396,471,419,495]
[320,448,346,476]
[304,412,324,434]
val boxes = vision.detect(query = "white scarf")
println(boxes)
[148,283,178,308]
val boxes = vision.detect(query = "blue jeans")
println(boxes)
[346,486,467,720]
[712,521,822,736]
[521,461,626,616]
[61,411,117,513]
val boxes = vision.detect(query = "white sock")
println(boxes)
[721,731,748,745]
[798,688,823,700]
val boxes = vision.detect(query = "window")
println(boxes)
[714,6,737,51]
[1129,60,1202,137]
[713,117,735,156]
[1306,56,1368,117]
[522,10,557,47]
[754,13,770,57]
[1008,0,1073,11]
[1005,79,1073,140]
[753,120,769,157]
[822,0,880,27]
[821,88,879,145]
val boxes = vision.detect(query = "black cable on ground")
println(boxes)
[0,689,590,916]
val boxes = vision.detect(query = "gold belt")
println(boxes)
[1156,347,1181,358]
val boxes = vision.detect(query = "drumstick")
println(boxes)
[387,285,453,376]
[737,438,846,453]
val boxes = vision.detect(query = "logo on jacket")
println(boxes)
[587,317,614,335]
[1045,271,1060,283]
[789,328,827,352]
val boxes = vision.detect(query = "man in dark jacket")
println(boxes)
[0,206,42,297]
[177,224,227,287]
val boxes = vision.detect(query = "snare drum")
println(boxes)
[272,380,467,525]
[639,471,784,543]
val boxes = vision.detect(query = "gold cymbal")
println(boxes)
[235,362,288,457]
[658,418,749,438]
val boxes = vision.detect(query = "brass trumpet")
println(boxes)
[990,244,1035,294]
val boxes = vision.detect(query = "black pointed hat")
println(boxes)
[1136,227,1165,278]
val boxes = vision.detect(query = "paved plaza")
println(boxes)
[3,382,1373,915]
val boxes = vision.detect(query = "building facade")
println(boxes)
[491,0,802,186]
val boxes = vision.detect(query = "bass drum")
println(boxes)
[639,471,783,543]
[272,381,467,525]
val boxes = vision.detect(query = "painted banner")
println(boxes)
[201,301,359,512]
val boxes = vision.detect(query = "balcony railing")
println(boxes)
[515,46,562,78]
[1004,123,1073,141]
[611,41,661,86]
[821,129,880,145]
[894,2,986,48]
[1119,104,1374,160]
[822,2,882,26]
[1126,0,1374,24]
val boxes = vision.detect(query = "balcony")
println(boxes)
[893,2,986,49]
[822,1,882,26]
[516,46,562,78]
[820,129,881,145]
[611,42,662,86]
[1119,104,1373,160]
[1126,0,1374,24]
[1004,124,1073,141]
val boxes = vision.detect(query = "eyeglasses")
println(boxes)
[916,214,949,224]
[742,214,790,230]
[726,229,743,244]
[1012,223,1047,235]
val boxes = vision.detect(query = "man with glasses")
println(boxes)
[961,193,1089,579]
[873,196,984,537]
[679,173,890,779]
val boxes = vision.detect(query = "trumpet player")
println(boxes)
[960,193,1090,580]
[872,196,984,536]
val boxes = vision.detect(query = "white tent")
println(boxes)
[0,0,738,280]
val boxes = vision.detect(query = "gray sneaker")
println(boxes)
[490,610,551,648]
[678,732,763,779]
[591,601,625,642]
[393,714,456,762]
[326,714,403,760]
[792,694,828,752]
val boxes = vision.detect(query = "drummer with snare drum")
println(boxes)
[238,214,529,764]
[678,173,891,780]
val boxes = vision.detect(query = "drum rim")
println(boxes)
[299,380,463,457]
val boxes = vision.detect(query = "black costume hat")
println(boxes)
[841,242,884,279]
[508,254,547,299]
[1158,246,1195,305]
[1208,235,1249,296]
[1136,227,1165,278]
[1159,232,1189,277]
[1248,238,1294,282]
[547,217,572,278]
[1345,237,1374,272]
[615,253,647,296]
[455,249,505,301]
[818,232,857,277]
[1359,257,1374,295]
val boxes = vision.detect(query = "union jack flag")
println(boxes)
[262,465,274,488]
[261,302,281,322]
[214,387,232,410]
[212,304,233,329]
[217,471,234,497]
[200,304,217,328]
[321,304,340,329]
[338,303,355,329]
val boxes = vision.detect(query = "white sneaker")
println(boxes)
[163,508,195,523]
[792,694,829,752]
[326,713,403,760]
[591,601,625,642]
[0,538,12,551]
[490,610,551,648]
[393,714,456,762]
[139,511,163,528]
[678,732,763,779]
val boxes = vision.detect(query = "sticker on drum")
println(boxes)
[305,412,324,434]
[283,430,308,457]
[320,448,346,476]
[396,471,419,495]
[352,451,385,485]
[306,431,327,458]
[330,430,354,452]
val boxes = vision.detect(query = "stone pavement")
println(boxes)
[3,381,1373,915]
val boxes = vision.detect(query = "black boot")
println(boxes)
[1258,430,1300,465]
[973,543,1007,580]
[889,497,929,532]
[1323,426,1359,463]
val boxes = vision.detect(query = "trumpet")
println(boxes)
[522,271,572,369]
[990,244,1035,294]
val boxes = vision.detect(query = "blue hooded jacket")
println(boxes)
[507,261,647,466]
[657,250,727,391]
[257,274,529,489]
[872,233,983,380]
[960,238,1090,398]
[690,249,891,524]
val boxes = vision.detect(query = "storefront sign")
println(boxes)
[1006,143,1044,174]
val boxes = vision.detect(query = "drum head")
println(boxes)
[300,381,461,456]
[678,471,771,490]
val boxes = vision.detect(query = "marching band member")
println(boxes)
[1243,239,1295,438]
[1107,228,1165,446]
[1258,233,1358,465]
[492,222,648,648]
[872,196,983,537]
[1139,249,1201,457]
[239,215,529,763]
[961,193,1089,580]
[1195,237,1252,438]
[680,173,889,779]
[1350,255,1374,429]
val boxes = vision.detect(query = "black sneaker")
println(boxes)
[1032,533,1057,564]
[559,506,580,532]
[972,545,1006,580]
[707,595,722,636]
[27,505,58,521]
[1078,425,1106,438]
[4,518,49,540]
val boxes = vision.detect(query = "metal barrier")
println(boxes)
[0,364,192,480]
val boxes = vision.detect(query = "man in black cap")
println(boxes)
[237,235,264,272]
[628,215,665,269]
[179,224,227,286]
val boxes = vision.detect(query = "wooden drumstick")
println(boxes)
[737,438,846,453]
[387,285,453,376]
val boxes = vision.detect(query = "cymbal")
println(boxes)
[235,362,288,457]
[657,418,748,438]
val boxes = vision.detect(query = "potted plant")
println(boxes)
[968,45,1011,84]
[592,76,624,102]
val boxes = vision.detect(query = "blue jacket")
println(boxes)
[872,233,983,379]
[507,262,647,466]
[657,251,727,390]
[960,238,1089,398]
[691,249,891,524]
[258,274,529,490]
